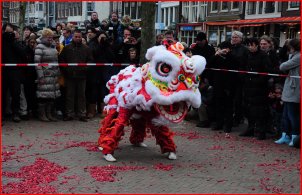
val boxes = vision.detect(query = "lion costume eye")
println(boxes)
[178,74,185,82]
[156,62,172,77]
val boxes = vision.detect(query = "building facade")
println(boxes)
[177,1,207,46]
[2,2,10,25]
[205,1,245,46]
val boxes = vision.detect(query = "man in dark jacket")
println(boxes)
[190,32,215,128]
[230,31,249,127]
[59,30,93,122]
[89,12,102,31]
[2,23,26,122]
[239,38,272,140]
[207,41,237,133]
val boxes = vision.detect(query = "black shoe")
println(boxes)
[196,121,210,128]
[239,130,254,137]
[79,117,88,122]
[12,115,21,123]
[63,116,74,121]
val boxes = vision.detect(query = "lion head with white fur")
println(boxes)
[104,42,206,124]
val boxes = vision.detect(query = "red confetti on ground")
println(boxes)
[53,132,70,137]
[2,158,67,193]
[85,165,147,182]
[65,141,99,152]
[174,131,205,140]
[207,145,224,150]
[2,144,34,162]
[153,163,174,171]
[256,159,300,175]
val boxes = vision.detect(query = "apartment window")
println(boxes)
[191,2,198,22]
[258,2,263,14]
[231,1,239,10]
[69,7,73,16]
[170,7,173,24]
[221,2,228,11]
[165,8,169,26]
[288,1,300,9]
[183,2,189,22]
[175,6,179,22]
[265,2,275,13]
[137,3,141,18]
[131,2,136,19]
[87,2,94,12]
[161,9,164,23]
[211,2,218,12]
[124,2,130,15]
[278,2,282,12]
[39,3,43,11]
[247,2,256,15]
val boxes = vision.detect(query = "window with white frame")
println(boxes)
[39,3,43,11]
[231,1,239,10]
[124,2,130,15]
[169,7,173,25]
[211,2,218,12]
[247,2,256,15]
[137,3,141,19]
[183,2,189,22]
[221,2,228,12]
[131,2,136,19]
[288,1,300,10]
[199,2,206,21]
[264,2,275,13]
[191,2,198,22]
[258,2,263,14]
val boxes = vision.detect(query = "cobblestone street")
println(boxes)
[1,116,301,194]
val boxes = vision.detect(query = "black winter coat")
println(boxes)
[59,42,93,79]
[242,50,271,119]
[207,53,238,98]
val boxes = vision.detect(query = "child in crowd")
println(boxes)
[268,83,284,137]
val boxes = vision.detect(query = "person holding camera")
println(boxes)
[115,28,139,63]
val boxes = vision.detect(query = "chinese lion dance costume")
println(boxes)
[98,41,206,162]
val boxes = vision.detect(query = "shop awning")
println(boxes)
[206,17,300,27]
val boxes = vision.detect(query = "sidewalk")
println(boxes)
[1,117,300,194]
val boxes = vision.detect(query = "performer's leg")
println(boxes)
[150,125,176,154]
[99,108,132,155]
[129,117,147,145]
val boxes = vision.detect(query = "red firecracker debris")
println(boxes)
[2,158,67,194]
[153,163,174,171]
[86,165,147,182]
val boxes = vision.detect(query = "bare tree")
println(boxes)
[19,2,27,38]
[139,2,156,64]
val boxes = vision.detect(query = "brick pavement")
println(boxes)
[1,116,300,194]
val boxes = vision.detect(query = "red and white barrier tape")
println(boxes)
[206,68,301,79]
[1,63,300,79]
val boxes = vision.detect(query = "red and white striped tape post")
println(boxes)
[1,63,300,79]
